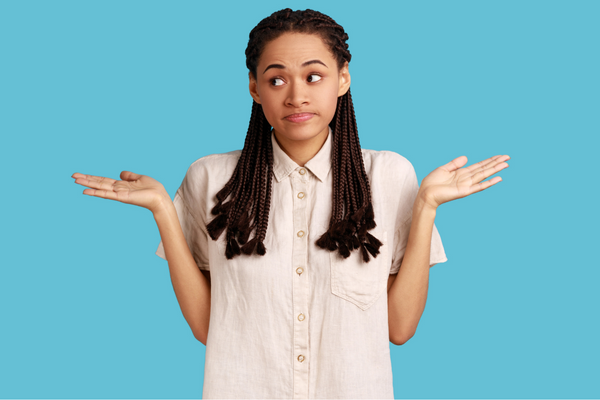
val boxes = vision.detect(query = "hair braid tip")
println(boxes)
[240,237,259,255]
[206,213,228,240]
[225,236,241,260]
[256,241,266,255]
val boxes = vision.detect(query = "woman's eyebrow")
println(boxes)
[263,59,328,74]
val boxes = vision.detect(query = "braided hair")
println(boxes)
[206,8,382,262]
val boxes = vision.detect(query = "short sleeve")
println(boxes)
[155,176,210,271]
[389,160,448,274]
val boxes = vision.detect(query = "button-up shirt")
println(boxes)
[155,128,447,399]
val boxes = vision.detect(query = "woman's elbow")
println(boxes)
[193,326,209,346]
[195,332,207,346]
[391,330,416,346]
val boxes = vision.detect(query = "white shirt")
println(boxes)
[156,128,447,399]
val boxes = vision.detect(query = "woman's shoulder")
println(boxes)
[188,149,242,170]
[176,149,242,197]
[361,148,416,176]
[183,149,242,178]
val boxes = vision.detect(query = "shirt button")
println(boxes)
[297,355,305,362]
[296,267,304,275]
[297,192,305,199]
[298,313,305,321]
[297,230,305,237]
[299,168,306,175]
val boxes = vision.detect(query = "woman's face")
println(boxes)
[249,32,350,157]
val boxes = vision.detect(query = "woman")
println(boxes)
[72,8,509,399]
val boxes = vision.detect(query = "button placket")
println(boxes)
[292,168,309,399]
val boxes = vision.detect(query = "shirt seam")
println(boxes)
[175,189,211,270]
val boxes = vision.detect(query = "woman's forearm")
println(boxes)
[388,195,437,345]
[153,200,211,345]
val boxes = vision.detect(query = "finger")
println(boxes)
[120,171,142,181]
[482,155,510,171]
[466,155,502,173]
[440,155,468,172]
[466,156,509,179]
[464,155,509,173]
[82,188,120,201]
[74,175,117,191]
[465,156,500,172]
[471,160,509,183]
[468,176,502,195]
[72,173,118,185]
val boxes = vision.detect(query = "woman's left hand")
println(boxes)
[418,155,510,210]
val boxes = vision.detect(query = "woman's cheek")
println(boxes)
[261,103,280,128]
[322,86,340,116]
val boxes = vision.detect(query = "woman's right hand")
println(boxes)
[72,171,171,214]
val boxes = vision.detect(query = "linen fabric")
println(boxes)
[155,128,448,399]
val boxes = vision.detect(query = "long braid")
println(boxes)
[206,101,272,258]
[330,96,345,227]
[208,8,381,262]
[316,89,382,262]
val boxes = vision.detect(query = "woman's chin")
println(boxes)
[273,124,329,144]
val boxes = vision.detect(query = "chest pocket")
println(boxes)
[329,230,390,311]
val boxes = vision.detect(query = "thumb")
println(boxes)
[442,155,468,172]
[120,171,142,181]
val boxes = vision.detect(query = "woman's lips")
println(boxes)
[284,113,314,123]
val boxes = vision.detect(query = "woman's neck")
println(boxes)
[273,126,329,167]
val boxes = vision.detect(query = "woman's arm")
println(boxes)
[72,171,211,345]
[387,198,436,345]
[153,201,211,345]
[387,154,510,345]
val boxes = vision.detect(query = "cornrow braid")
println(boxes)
[207,8,381,262]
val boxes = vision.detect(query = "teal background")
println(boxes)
[1,0,598,398]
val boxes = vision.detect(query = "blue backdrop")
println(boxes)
[1,0,598,398]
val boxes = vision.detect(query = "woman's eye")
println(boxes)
[271,78,284,86]
[307,74,322,83]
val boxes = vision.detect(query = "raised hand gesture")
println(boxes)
[72,171,170,214]
[418,155,510,210]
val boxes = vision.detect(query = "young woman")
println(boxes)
[72,8,509,399]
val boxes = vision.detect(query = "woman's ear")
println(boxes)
[337,61,351,97]
[249,72,261,104]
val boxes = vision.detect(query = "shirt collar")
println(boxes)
[271,126,332,183]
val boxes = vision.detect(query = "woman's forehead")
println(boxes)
[258,33,335,69]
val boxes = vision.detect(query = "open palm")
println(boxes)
[72,171,169,213]
[419,154,510,209]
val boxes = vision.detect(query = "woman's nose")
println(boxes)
[285,81,309,107]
